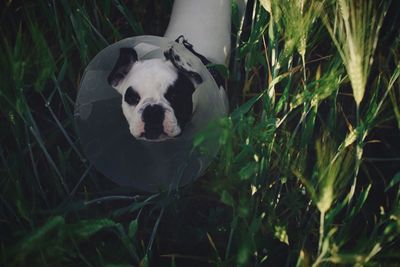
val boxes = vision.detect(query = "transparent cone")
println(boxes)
[74,36,228,192]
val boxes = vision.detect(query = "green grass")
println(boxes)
[1,0,400,266]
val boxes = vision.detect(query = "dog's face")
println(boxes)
[107,47,202,141]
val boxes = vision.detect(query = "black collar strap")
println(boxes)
[174,35,225,90]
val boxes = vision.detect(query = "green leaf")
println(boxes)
[19,216,65,253]
[28,23,56,92]
[113,196,156,217]
[65,218,118,239]
[239,162,258,180]
[139,255,149,267]
[113,0,144,34]
[221,190,235,207]
[206,63,230,78]
[237,242,251,265]
[170,256,177,267]
[231,96,259,119]
[348,184,372,218]
[128,219,138,240]
[385,172,400,191]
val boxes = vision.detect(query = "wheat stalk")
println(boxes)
[324,0,388,107]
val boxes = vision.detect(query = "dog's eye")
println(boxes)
[124,87,140,105]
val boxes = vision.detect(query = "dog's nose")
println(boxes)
[142,104,165,125]
[142,104,165,139]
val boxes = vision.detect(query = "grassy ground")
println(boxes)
[1,0,400,266]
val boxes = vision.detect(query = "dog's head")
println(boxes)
[107,47,202,141]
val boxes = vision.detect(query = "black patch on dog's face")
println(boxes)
[124,86,141,106]
[164,48,203,84]
[108,48,138,87]
[164,72,196,129]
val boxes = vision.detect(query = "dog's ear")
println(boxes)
[107,48,138,88]
[164,48,203,85]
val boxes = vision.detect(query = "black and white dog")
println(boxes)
[107,0,237,141]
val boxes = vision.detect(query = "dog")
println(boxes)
[107,0,236,141]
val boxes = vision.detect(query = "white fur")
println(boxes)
[115,59,182,140]
[164,0,232,66]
